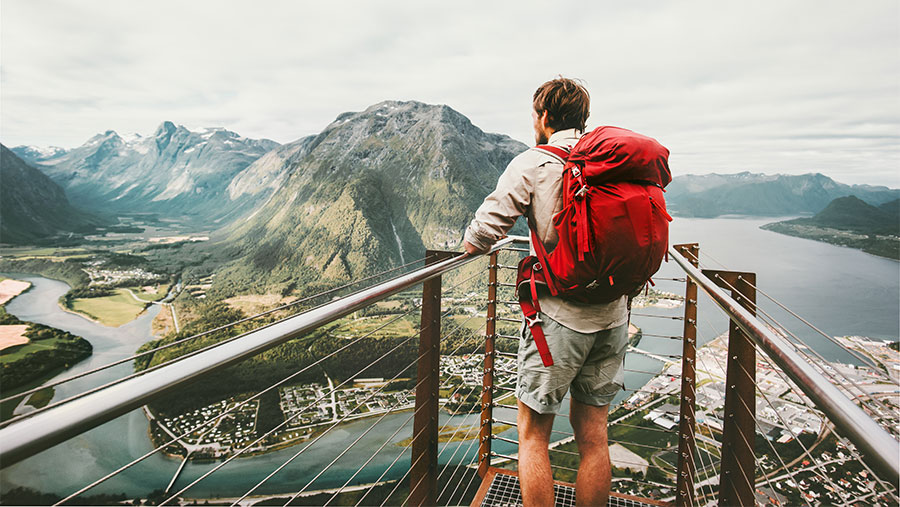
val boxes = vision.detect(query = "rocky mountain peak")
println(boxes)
[155,121,177,136]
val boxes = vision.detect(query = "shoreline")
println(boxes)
[142,403,420,461]
[175,479,399,506]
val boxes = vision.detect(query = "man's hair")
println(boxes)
[532,77,590,132]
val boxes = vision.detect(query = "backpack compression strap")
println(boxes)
[517,144,573,368]
[527,144,572,296]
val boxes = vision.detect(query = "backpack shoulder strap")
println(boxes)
[532,145,570,164]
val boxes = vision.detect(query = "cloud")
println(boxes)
[1,0,898,186]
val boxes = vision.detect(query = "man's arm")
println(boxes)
[463,239,488,255]
[462,152,534,254]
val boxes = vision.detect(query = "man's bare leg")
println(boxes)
[517,400,556,506]
[571,398,611,506]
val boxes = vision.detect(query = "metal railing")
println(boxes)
[1,237,897,507]
[474,242,899,506]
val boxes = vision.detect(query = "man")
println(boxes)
[463,78,628,506]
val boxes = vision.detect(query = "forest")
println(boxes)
[0,307,93,390]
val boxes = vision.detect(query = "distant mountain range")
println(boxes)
[215,100,526,292]
[666,172,899,217]
[8,109,900,285]
[0,144,107,244]
[762,196,900,259]
[12,123,280,224]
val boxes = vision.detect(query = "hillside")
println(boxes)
[212,100,527,294]
[0,144,106,244]
[666,172,899,217]
[762,196,900,259]
[13,124,280,225]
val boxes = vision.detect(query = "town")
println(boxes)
[612,334,899,505]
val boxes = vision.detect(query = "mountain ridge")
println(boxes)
[0,144,107,244]
[12,122,281,225]
[665,171,899,217]
[212,100,527,294]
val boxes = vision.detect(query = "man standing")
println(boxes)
[463,78,628,506]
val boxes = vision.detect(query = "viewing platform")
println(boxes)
[0,238,897,506]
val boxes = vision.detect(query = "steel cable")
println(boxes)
[161,332,420,505]
[747,351,898,500]
[276,319,490,506]
[694,337,814,507]
[322,324,491,506]
[711,273,896,419]
[442,439,482,506]
[162,266,493,504]
[695,315,836,500]
[4,264,441,429]
[55,303,428,506]
[1,256,433,408]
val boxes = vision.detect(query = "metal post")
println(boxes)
[673,244,698,507]
[478,251,499,478]
[705,270,757,507]
[410,250,456,507]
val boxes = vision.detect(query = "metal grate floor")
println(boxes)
[479,472,657,507]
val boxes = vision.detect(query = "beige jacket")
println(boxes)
[464,129,627,333]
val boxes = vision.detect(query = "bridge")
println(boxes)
[0,239,897,506]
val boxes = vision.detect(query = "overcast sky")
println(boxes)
[2,0,898,186]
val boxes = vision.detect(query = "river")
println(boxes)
[1,216,897,500]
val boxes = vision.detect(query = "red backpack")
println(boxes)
[516,126,673,367]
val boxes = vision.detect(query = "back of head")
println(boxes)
[533,77,590,132]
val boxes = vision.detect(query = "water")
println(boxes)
[1,217,897,500]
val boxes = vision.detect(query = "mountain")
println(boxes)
[214,100,527,293]
[10,145,67,165]
[762,196,900,259]
[0,144,106,244]
[18,124,280,224]
[666,172,900,217]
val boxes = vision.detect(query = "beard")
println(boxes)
[534,130,549,145]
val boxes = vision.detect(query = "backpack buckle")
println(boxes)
[524,314,543,328]
[533,262,542,272]
[575,185,589,199]
[572,167,582,178]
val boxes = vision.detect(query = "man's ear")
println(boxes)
[539,110,549,128]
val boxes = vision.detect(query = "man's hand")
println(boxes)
[463,240,489,256]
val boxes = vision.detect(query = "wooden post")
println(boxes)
[674,243,699,507]
[704,269,757,507]
[478,252,499,478]
[409,250,456,507]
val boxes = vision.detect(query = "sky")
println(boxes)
[2,0,898,187]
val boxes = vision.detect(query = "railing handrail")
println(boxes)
[668,246,900,485]
[0,236,528,468]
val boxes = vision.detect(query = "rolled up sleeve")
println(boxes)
[464,153,534,251]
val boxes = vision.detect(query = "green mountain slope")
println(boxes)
[762,196,900,259]
[0,144,106,244]
[213,100,527,293]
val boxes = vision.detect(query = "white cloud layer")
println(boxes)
[2,0,898,186]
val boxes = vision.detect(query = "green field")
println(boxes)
[0,246,88,261]
[0,337,59,362]
[332,314,418,339]
[70,289,148,327]
[126,285,170,303]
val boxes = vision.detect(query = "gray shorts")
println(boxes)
[516,313,628,414]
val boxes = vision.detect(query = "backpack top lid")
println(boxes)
[568,126,671,188]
